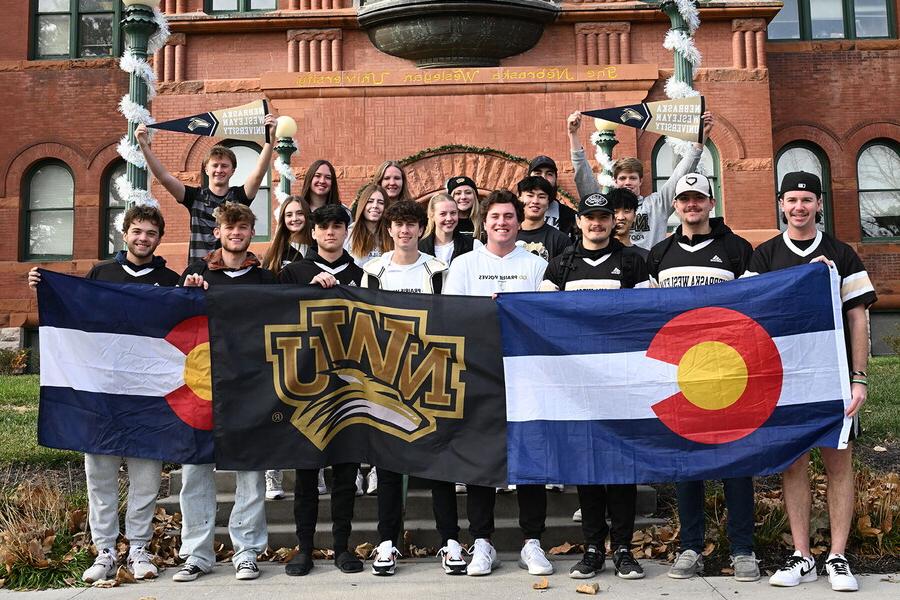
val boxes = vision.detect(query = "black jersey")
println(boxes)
[179,251,276,287]
[517,222,572,262]
[647,218,752,288]
[746,230,877,311]
[280,250,363,286]
[85,251,179,287]
[179,185,252,263]
[540,238,649,291]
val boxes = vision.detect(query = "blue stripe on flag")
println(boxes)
[38,387,214,464]
[507,401,844,484]
[37,270,205,338]
[496,263,836,357]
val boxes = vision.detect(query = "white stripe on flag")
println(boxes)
[40,326,186,397]
[504,330,846,423]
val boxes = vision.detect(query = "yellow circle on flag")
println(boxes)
[676,341,748,410]
[184,342,213,402]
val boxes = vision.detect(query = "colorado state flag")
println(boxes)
[496,263,852,485]
[37,271,214,464]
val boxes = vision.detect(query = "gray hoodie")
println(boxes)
[571,145,703,250]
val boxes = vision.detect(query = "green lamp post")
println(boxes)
[121,0,160,208]
[660,0,697,87]
[274,116,299,196]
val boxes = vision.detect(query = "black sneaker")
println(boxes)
[285,551,313,576]
[613,547,644,579]
[335,550,363,573]
[569,545,605,579]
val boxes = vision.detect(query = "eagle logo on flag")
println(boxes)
[265,299,467,449]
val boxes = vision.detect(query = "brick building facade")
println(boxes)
[1,0,898,354]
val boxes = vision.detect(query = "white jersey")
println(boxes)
[361,251,448,294]
[443,245,547,296]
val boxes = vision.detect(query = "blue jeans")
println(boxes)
[676,477,754,556]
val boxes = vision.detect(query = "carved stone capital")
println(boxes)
[166,33,186,46]
[287,28,343,43]
[575,22,631,35]
[732,18,766,32]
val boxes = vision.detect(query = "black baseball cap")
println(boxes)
[779,171,822,197]
[578,193,614,216]
[528,155,557,174]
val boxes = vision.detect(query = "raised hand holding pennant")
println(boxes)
[148,99,271,143]
[582,96,705,144]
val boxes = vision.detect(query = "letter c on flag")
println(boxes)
[647,307,783,444]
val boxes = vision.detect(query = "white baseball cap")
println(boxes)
[674,173,713,199]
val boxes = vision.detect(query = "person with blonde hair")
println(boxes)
[375,160,412,203]
[346,183,392,268]
[419,192,480,265]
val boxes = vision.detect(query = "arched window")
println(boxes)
[858,140,900,240]
[204,142,271,240]
[775,142,832,233]
[102,161,127,257]
[24,161,75,260]
[652,139,722,230]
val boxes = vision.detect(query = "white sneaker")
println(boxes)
[455,483,467,494]
[355,470,365,496]
[127,545,158,579]
[82,548,117,583]
[545,484,564,492]
[317,468,328,495]
[769,551,817,587]
[467,538,500,576]
[235,559,260,580]
[826,554,858,592]
[366,467,378,495]
[371,540,399,576]
[518,538,554,575]
[496,485,516,494]
[265,470,285,500]
[438,539,467,575]
[572,508,582,522]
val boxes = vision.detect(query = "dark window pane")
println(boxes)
[854,0,890,37]
[107,163,127,208]
[29,211,74,257]
[38,0,69,11]
[37,15,70,57]
[810,0,846,39]
[78,13,113,57]
[768,0,801,39]
[79,0,114,10]
[107,208,125,255]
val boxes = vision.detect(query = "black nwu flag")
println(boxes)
[207,284,507,487]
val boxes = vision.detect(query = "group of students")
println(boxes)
[26,112,877,592]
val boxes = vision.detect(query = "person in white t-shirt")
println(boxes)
[360,200,462,577]
[443,190,547,577]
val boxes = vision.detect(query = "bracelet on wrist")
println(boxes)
[851,379,868,386]
[851,370,867,378]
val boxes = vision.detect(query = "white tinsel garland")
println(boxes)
[663,29,702,67]
[663,0,702,158]
[274,156,295,182]
[116,8,169,207]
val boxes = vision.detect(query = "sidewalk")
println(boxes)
[3,558,897,599]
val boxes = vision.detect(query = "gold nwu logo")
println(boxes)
[265,300,466,449]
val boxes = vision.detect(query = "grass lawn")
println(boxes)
[0,357,897,468]
[0,374,80,466]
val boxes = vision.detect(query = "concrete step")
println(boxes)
[206,516,668,553]
[157,486,657,526]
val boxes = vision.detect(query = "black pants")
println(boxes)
[517,484,547,540]
[377,471,496,545]
[577,484,637,549]
[294,463,358,553]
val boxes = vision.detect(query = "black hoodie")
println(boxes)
[85,250,179,286]
[279,249,363,286]
[647,217,753,287]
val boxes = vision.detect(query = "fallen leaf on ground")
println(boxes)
[92,579,119,588]
[355,542,374,559]
[138,597,157,600]
[701,542,715,556]
[532,577,549,590]
[873,446,887,452]
[548,542,579,555]
[720,567,734,575]
[576,582,599,595]
[880,575,898,583]
[115,566,136,584]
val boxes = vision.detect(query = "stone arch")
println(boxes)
[3,141,88,199]
[707,114,746,161]
[401,147,530,202]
